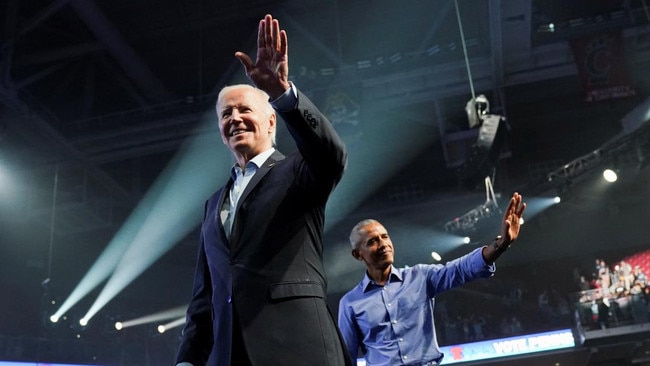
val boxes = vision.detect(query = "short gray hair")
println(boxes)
[349,219,380,249]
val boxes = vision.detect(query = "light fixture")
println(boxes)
[457,95,507,190]
[602,168,618,182]
[431,252,442,261]
[444,177,501,234]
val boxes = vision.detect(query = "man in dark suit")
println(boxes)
[175,14,351,366]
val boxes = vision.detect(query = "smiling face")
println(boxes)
[217,85,276,166]
[352,221,395,272]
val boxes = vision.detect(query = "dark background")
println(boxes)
[1,0,650,365]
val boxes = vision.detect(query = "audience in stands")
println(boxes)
[432,256,650,346]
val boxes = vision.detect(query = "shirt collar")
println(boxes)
[231,147,275,180]
[361,266,403,292]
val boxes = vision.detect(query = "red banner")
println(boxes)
[570,31,636,102]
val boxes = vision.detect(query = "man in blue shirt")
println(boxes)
[338,192,526,365]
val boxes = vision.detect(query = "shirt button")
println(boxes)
[227,296,232,303]
[392,320,397,324]
[403,356,409,360]
[399,338,404,342]
[387,303,391,307]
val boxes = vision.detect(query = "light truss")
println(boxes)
[444,176,501,234]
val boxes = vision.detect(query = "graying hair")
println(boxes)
[349,219,380,250]
[216,84,277,145]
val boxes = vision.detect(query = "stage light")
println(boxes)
[444,177,501,234]
[458,95,507,189]
[465,95,489,129]
[602,168,618,182]
[463,237,471,244]
[553,196,561,203]
[53,120,227,324]
[512,196,560,223]
[111,305,186,330]
[79,318,88,326]
[431,251,442,262]
[156,316,185,334]
[50,315,59,323]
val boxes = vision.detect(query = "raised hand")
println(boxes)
[500,192,526,246]
[235,14,291,99]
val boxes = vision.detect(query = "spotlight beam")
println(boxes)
[50,214,143,321]
[157,316,186,334]
[116,305,187,329]
[80,126,229,323]
[53,119,227,322]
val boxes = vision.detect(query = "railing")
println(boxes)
[570,288,649,331]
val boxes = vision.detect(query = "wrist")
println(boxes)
[491,235,510,252]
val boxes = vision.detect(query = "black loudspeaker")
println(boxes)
[457,114,507,190]
[477,114,505,154]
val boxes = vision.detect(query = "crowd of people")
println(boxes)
[431,272,575,345]
[592,259,648,296]
[575,258,650,329]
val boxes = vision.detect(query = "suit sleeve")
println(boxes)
[276,89,347,190]
[176,212,214,365]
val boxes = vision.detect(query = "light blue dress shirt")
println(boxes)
[221,148,275,238]
[338,247,495,366]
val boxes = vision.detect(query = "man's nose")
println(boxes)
[230,109,243,122]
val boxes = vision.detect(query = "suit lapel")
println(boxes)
[234,150,285,211]
[216,178,234,241]
[229,151,285,245]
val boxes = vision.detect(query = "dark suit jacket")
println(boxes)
[176,90,351,366]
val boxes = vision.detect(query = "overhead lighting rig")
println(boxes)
[444,176,501,234]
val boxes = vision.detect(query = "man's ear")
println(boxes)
[351,249,361,261]
[268,113,276,133]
